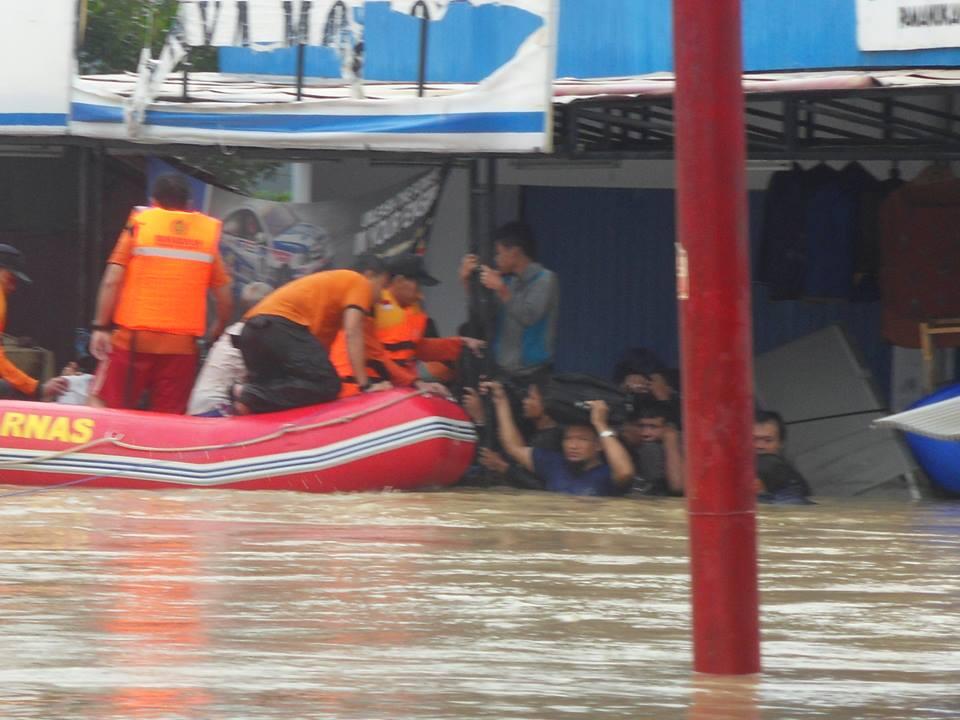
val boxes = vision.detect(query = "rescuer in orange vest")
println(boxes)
[89,174,234,414]
[0,244,68,401]
[330,254,484,397]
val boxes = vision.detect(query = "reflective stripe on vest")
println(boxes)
[114,207,222,337]
[131,246,216,263]
[375,294,428,366]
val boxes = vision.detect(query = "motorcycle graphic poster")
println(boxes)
[205,165,449,296]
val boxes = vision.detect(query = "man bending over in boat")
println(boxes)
[485,380,634,497]
[89,174,234,413]
[0,244,67,401]
[234,255,391,414]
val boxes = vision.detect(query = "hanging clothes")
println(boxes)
[757,164,809,300]
[880,178,960,348]
[803,162,877,301]
[852,168,903,302]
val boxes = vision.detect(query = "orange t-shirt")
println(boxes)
[0,290,38,396]
[246,270,374,348]
[108,222,231,355]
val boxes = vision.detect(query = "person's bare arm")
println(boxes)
[484,381,533,471]
[343,307,369,388]
[209,283,234,341]
[590,401,635,486]
[662,426,685,495]
[90,264,125,361]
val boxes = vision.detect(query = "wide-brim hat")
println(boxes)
[0,244,31,284]
[388,253,439,287]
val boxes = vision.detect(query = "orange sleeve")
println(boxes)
[0,346,38,397]
[363,321,417,386]
[0,294,37,396]
[106,220,136,267]
[210,254,231,288]
[382,356,417,387]
[343,274,374,314]
[415,336,463,362]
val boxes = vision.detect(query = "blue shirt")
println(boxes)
[532,448,626,497]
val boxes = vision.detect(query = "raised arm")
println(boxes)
[488,270,558,327]
[486,380,534,472]
[662,425,686,495]
[589,400,635,486]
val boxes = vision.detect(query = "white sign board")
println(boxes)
[0,0,75,133]
[858,0,960,50]
[72,0,558,154]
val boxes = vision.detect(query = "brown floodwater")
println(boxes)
[0,485,956,719]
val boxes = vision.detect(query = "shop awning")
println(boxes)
[554,69,960,160]
[7,67,960,160]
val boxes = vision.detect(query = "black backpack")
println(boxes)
[543,373,633,426]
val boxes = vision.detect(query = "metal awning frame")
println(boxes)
[556,84,960,161]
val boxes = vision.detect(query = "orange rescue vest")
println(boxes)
[114,207,222,336]
[376,291,428,366]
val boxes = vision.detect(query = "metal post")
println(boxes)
[91,146,105,306]
[76,147,90,331]
[673,0,760,675]
[182,48,191,102]
[468,159,496,445]
[295,43,306,100]
[414,1,430,97]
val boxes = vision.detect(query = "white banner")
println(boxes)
[71,0,558,153]
[857,0,960,50]
[0,0,74,134]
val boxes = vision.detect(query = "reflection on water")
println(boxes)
[0,487,956,719]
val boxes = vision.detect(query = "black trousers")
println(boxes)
[238,314,342,414]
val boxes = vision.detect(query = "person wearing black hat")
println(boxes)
[0,244,68,401]
[328,253,483,397]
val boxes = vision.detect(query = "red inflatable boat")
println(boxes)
[0,389,476,492]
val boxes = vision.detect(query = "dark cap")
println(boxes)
[0,244,31,284]
[389,254,439,287]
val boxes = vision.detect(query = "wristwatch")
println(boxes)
[599,429,616,439]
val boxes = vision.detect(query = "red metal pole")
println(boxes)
[672,0,760,675]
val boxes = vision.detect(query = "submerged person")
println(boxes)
[187,281,273,416]
[754,409,813,504]
[89,173,234,413]
[486,380,633,497]
[464,370,561,489]
[235,256,391,414]
[620,398,685,496]
[0,244,67,401]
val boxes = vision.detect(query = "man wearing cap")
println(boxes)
[0,245,68,401]
[88,174,233,414]
[330,254,483,396]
